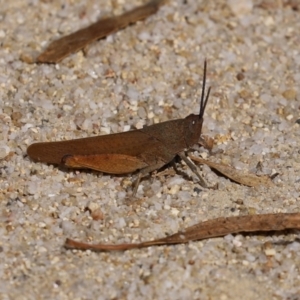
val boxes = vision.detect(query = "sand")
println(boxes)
[1,0,300,299]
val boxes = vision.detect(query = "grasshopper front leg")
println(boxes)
[178,152,208,188]
[132,159,167,196]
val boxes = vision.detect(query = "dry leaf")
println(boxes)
[189,155,273,187]
[198,135,214,152]
[37,0,167,63]
[64,212,300,251]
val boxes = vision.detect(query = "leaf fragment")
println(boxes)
[37,0,167,63]
[65,212,300,251]
[189,155,273,187]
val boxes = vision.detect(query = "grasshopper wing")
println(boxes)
[28,130,161,165]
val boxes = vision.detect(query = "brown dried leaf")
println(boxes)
[198,135,214,151]
[64,212,300,251]
[37,0,167,63]
[189,155,273,187]
[0,151,14,162]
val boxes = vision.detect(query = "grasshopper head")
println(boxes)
[184,60,211,148]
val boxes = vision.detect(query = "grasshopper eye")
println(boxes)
[189,119,198,132]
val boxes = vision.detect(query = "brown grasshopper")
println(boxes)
[27,61,211,195]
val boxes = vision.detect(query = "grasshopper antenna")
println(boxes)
[199,60,211,119]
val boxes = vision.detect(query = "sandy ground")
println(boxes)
[1,0,300,299]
